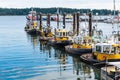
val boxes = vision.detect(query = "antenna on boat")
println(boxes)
[112,0,116,24]
[30,7,34,12]
[56,8,60,14]
[95,13,98,27]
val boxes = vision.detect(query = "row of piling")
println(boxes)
[37,12,92,36]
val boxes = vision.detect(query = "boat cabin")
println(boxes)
[54,29,70,41]
[72,36,93,49]
[93,43,120,61]
[112,31,120,44]
[55,29,69,37]
[94,43,120,54]
[73,36,92,45]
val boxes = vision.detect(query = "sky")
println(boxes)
[0,0,120,10]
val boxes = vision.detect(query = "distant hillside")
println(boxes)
[0,7,118,15]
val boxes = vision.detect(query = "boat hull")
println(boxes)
[93,52,120,61]
[80,53,106,68]
[26,29,40,35]
[39,37,53,41]
[48,40,73,47]
[65,45,92,55]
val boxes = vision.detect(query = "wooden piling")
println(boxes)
[57,13,59,29]
[47,14,50,28]
[89,13,92,37]
[73,13,76,34]
[39,13,42,31]
[63,13,66,29]
[76,12,80,36]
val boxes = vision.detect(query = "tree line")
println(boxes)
[0,7,118,15]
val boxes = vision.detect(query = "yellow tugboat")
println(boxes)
[93,43,120,61]
[80,32,120,68]
[39,14,54,41]
[65,13,102,55]
[93,28,120,61]
[65,35,93,54]
[39,27,54,41]
[48,28,73,47]
[48,13,73,47]
[25,8,40,35]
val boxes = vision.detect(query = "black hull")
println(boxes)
[39,37,53,41]
[65,45,92,55]
[48,40,73,47]
[80,53,106,68]
[26,29,40,35]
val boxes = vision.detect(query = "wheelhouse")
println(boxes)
[93,43,120,61]
[55,29,69,37]
[94,43,120,54]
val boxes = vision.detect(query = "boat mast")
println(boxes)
[31,7,33,23]
[31,7,33,12]
[57,8,60,29]
[113,0,116,16]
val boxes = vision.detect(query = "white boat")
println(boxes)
[25,8,40,35]
[104,0,120,23]
[104,16,120,23]
[101,62,120,80]
[57,14,73,22]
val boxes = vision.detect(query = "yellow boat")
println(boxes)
[65,36,93,55]
[48,28,73,47]
[93,43,120,61]
[25,9,40,35]
[65,27,104,55]
[39,27,54,41]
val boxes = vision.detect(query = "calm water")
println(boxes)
[0,16,115,80]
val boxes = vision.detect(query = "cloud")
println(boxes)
[0,0,119,10]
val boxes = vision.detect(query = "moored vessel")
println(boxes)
[25,8,40,35]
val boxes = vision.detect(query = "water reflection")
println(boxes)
[25,34,101,80]
[72,55,101,80]
[26,33,39,48]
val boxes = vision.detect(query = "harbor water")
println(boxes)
[0,16,116,80]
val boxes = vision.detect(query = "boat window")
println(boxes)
[60,32,62,37]
[83,39,87,44]
[118,36,120,41]
[103,46,110,54]
[56,32,59,36]
[63,32,65,36]
[96,46,101,52]
[111,47,116,54]
[88,39,92,44]
[118,47,120,54]
[66,32,68,36]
